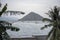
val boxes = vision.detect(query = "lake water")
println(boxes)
[6,21,52,38]
[0,15,52,38]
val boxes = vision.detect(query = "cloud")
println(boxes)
[1,0,60,18]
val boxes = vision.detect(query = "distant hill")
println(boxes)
[19,12,43,21]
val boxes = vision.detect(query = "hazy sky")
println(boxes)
[1,0,60,18]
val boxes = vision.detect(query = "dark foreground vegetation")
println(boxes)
[41,6,60,40]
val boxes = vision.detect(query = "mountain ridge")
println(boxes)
[19,12,43,21]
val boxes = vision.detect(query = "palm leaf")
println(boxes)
[47,10,54,18]
[41,6,60,40]
[2,32,10,40]
[0,4,7,16]
[0,21,12,25]
[21,12,25,14]
[45,8,54,18]
[0,3,20,40]
[0,21,19,32]
[42,18,53,22]
[6,26,20,31]
[41,23,52,30]
[45,13,51,18]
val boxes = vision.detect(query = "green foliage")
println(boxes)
[41,23,52,29]
[21,12,25,14]
[0,4,20,40]
[0,4,7,16]
[42,18,53,22]
[41,6,60,40]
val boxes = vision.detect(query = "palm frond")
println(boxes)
[6,26,20,31]
[46,9,58,20]
[0,24,19,32]
[2,32,10,40]
[54,6,59,15]
[42,6,60,40]
[45,8,54,18]
[45,13,51,18]
[21,12,25,14]
[0,21,12,25]
[42,18,53,22]
[0,4,7,16]
[41,23,52,30]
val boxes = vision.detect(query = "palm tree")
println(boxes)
[0,4,19,40]
[41,6,60,40]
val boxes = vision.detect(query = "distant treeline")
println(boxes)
[3,11,25,16]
